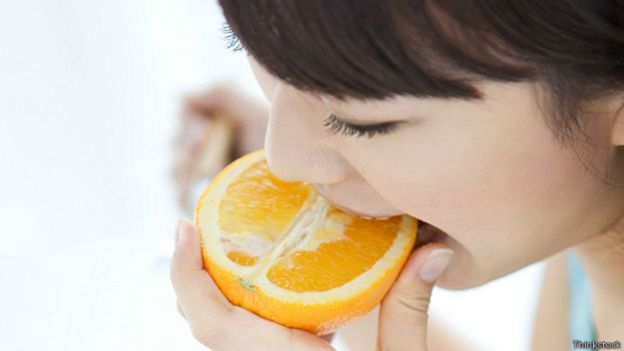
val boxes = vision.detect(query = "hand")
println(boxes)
[377,241,454,350]
[171,219,335,351]
[575,217,624,340]
[170,219,454,351]
[171,83,269,212]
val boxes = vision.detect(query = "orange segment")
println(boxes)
[195,149,418,335]
[267,212,403,292]
[226,251,259,267]
[219,160,311,241]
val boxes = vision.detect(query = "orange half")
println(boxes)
[195,149,418,335]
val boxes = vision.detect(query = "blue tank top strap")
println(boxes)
[565,250,596,347]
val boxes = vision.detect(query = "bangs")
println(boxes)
[218,0,534,100]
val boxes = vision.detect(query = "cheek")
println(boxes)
[341,102,599,286]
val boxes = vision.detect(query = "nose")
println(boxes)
[264,83,353,184]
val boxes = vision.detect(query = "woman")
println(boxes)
[170,1,624,350]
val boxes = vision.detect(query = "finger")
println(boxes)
[186,83,268,126]
[176,299,186,319]
[171,219,335,351]
[170,219,233,339]
[184,83,239,116]
[171,219,232,309]
[377,243,454,351]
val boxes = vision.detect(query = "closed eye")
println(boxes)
[323,114,401,138]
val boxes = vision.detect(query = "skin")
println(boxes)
[250,56,624,289]
[171,55,624,349]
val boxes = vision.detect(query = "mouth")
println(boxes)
[312,184,403,219]
[318,194,448,247]
[415,220,449,247]
[336,203,449,247]
[311,185,449,247]
[328,201,390,220]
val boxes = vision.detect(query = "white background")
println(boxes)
[0,1,545,350]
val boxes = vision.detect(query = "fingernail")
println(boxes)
[419,248,454,283]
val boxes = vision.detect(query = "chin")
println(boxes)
[414,221,497,290]
[435,268,491,290]
[435,258,521,290]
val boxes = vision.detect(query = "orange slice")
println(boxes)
[195,149,418,335]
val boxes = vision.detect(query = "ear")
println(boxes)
[610,101,624,146]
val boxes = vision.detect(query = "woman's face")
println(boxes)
[248,56,624,289]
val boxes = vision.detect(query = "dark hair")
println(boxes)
[219,0,624,181]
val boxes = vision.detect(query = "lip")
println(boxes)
[332,202,390,219]
[311,184,450,247]
[312,184,397,219]
[330,198,449,247]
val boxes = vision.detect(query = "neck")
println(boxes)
[575,212,624,341]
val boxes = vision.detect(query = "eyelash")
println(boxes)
[323,114,400,138]
[221,23,246,52]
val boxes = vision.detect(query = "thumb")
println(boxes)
[377,243,454,351]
